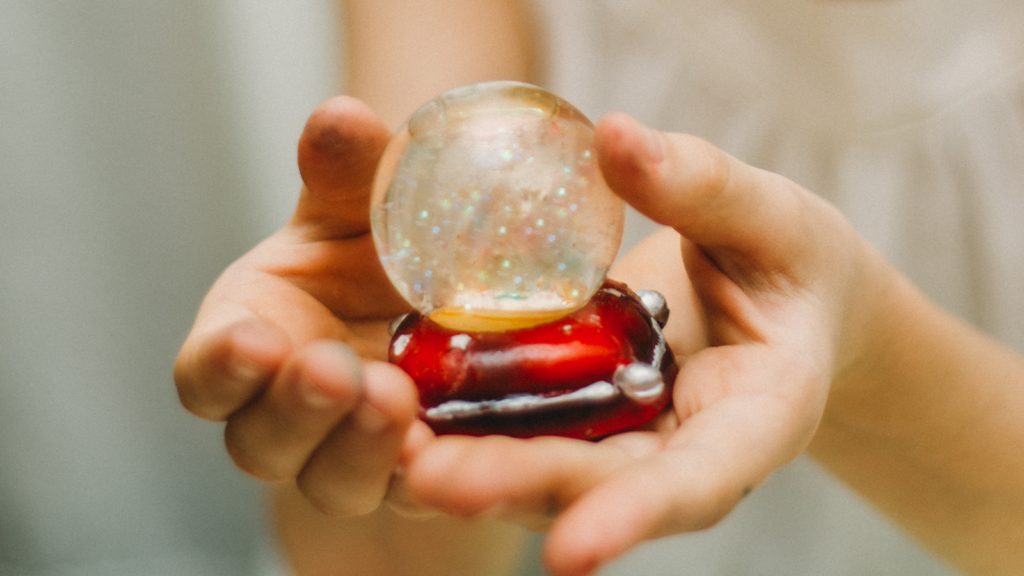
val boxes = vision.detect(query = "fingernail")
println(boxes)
[227,322,280,383]
[352,403,390,435]
[330,341,364,382]
[299,341,364,409]
[228,352,271,384]
[300,375,338,409]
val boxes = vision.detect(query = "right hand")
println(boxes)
[401,114,887,575]
[173,96,427,515]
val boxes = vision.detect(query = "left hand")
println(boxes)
[174,97,426,517]
[400,114,874,576]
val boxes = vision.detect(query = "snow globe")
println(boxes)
[371,81,676,439]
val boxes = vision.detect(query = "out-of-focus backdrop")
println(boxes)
[1,2,337,573]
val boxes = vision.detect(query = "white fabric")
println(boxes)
[531,1,1024,574]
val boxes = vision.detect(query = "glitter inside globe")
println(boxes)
[371,81,625,331]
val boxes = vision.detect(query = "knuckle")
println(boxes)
[174,327,272,422]
[688,137,733,203]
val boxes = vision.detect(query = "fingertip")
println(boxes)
[175,318,290,421]
[300,96,383,153]
[543,468,673,576]
[291,340,365,409]
[404,437,505,517]
[229,318,292,368]
[387,421,442,517]
[545,514,614,576]
[293,96,393,240]
[362,361,419,427]
[402,419,437,459]
[596,113,664,162]
[293,370,418,516]
[594,114,665,202]
[596,114,742,244]
[403,438,465,498]
[297,95,390,191]
[222,340,367,483]
[543,518,604,576]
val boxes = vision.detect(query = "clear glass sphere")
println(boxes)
[371,81,624,329]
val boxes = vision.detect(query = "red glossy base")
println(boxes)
[389,280,677,439]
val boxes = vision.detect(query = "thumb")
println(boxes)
[594,114,816,275]
[293,96,392,241]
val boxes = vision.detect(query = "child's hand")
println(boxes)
[402,114,884,576]
[174,97,428,516]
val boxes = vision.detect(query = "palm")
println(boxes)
[401,114,855,576]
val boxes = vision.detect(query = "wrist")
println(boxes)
[818,242,908,436]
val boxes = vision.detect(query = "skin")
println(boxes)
[342,0,536,128]
[402,115,1024,576]
[177,2,537,574]
[175,2,1024,575]
[175,95,1024,575]
[174,97,526,576]
[401,114,874,573]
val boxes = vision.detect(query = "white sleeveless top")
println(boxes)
[532,1,1024,574]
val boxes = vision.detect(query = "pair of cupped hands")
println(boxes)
[175,96,880,575]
